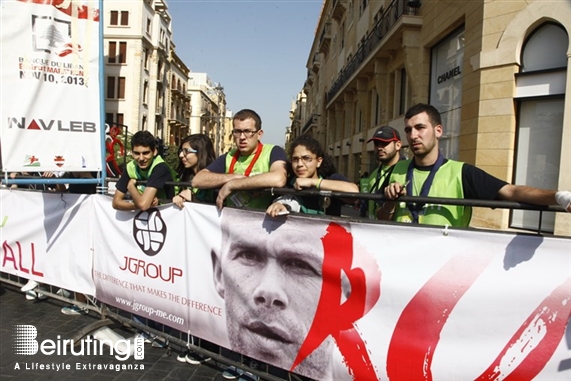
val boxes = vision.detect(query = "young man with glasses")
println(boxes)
[192,108,287,210]
[112,130,176,211]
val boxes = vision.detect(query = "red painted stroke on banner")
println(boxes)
[386,253,495,380]
[17,0,100,21]
[475,278,571,381]
[291,223,381,380]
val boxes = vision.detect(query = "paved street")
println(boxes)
[0,283,300,381]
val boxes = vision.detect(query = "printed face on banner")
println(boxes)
[213,209,383,380]
[213,210,338,377]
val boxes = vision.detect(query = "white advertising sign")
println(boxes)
[1,189,570,380]
[0,189,95,295]
[0,0,102,172]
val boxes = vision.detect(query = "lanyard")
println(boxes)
[405,152,445,223]
[370,165,392,193]
[228,142,263,176]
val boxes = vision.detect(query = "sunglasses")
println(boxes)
[179,147,198,155]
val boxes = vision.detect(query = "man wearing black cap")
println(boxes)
[364,126,402,219]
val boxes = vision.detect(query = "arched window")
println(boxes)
[521,24,568,72]
[513,23,568,232]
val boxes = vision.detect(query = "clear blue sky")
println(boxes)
[168,0,323,147]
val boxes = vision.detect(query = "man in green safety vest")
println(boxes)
[192,108,287,210]
[112,131,176,211]
[382,103,571,226]
[365,125,402,219]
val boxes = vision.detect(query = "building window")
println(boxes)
[143,81,148,105]
[512,23,567,233]
[110,11,117,25]
[106,77,114,98]
[360,0,368,16]
[107,76,126,99]
[373,90,380,125]
[521,23,567,72]
[110,11,129,26]
[398,68,407,115]
[340,22,345,49]
[393,68,410,118]
[120,11,129,25]
[143,48,150,71]
[108,41,127,64]
[348,1,354,20]
[146,18,151,34]
[356,108,362,133]
[108,42,116,63]
[105,113,124,126]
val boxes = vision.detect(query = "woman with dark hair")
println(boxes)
[172,134,218,365]
[172,134,217,208]
[266,135,358,217]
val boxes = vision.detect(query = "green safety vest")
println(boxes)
[389,159,472,227]
[190,183,214,204]
[359,176,371,218]
[224,144,274,209]
[366,165,394,219]
[126,155,176,200]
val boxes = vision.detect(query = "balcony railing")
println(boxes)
[326,0,420,103]
[171,87,190,100]
[301,113,319,135]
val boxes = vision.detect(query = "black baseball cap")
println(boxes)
[367,126,401,143]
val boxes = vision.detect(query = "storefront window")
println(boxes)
[429,27,465,160]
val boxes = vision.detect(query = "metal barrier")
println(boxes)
[0,271,307,381]
[0,184,312,380]
[1,184,568,381]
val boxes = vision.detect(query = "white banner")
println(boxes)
[0,189,95,295]
[0,0,102,172]
[2,189,570,380]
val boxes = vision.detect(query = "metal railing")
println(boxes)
[326,0,420,103]
[2,184,567,381]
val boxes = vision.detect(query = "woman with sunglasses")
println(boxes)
[172,134,217,208]
[266,135,358,217]
[171,134,219,365]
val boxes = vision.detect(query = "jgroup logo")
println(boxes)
[133,208,167,256]
[12,325,144,361]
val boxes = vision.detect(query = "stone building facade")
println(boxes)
[294,0,570,235]
[103,0,227,152]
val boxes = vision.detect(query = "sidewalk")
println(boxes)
[0,283,225,381]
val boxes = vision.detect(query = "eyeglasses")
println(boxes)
[291,155,315,164]
[231,129,258,138]
[179,147,197,155]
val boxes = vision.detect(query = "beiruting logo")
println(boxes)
[12,325,144,371]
